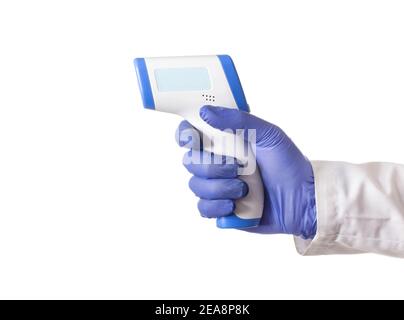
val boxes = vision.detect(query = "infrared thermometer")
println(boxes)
[134,55,264,228]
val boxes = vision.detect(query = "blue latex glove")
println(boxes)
[176,106,317,239]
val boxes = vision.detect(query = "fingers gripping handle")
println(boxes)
[217,162,264,228]
[187,117,265,229]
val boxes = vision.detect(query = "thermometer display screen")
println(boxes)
[154,67,211,92]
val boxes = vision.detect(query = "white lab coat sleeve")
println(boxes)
[294,161,404,258]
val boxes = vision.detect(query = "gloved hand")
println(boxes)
[176,105,317,239]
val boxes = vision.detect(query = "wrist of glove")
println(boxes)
[175,105,317,239]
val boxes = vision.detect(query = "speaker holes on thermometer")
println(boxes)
[202,94,215,102]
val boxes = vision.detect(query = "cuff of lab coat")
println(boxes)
[294,161,362,255]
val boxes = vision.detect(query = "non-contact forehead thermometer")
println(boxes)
[134,55,263,228]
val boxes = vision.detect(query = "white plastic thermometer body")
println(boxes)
[134,55,264,228]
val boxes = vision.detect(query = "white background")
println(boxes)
[1,0,404,299]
